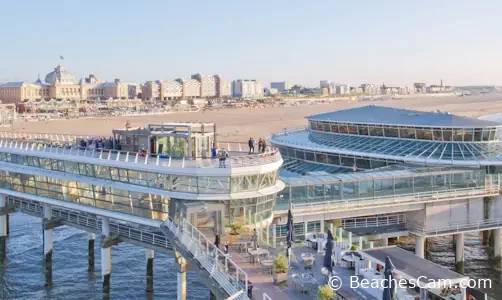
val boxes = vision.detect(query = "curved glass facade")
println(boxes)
[309,120,500,142]
[0,152,279,195]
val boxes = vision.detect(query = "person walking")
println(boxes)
[261,139,267,153]
[252,229,259,249]
[218,148,228,168]
[224,240,229,254]
[258,139,264,154]
[248,137,255,154]
[214,234,220,249]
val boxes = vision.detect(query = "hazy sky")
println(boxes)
[1,0,501,87]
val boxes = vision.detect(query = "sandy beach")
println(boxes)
[3,94,502,142]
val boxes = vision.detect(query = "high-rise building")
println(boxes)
[160,80,183,100]
[191,73,217,98]
[176,78,200,99]
[270,81,290,92]
[214,75,232,98]
[232,79,263,99]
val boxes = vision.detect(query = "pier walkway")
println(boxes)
[408,217,502,237]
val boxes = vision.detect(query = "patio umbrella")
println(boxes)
[323,230,334,273]
[382,256,397,300]
[286,209,294,259]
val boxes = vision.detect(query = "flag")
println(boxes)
[60,55,64,60]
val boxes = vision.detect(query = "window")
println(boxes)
[338,124,348,134]
[399,127,415,139]
[453,129,463,141]
[383,126,399,138]
[369,126,383,136]
[347,125,358,135]
[416,128,433,140]
[330,123,339,133]
[358,125,369,136]
[432,128,442,141]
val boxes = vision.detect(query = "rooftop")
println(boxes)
[361,246,467,282]
[307,105,502,128]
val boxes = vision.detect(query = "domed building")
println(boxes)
[45,64,77,85]
[0,64,132,103]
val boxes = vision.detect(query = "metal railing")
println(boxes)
[291,185,500,214]
[407,218,502,236]
[164,217,249,300]
[8,197,171,249]
[0,137,282,169]
[342,214,406,229]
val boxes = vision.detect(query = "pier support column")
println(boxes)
[369,241,374,249]
[0,195,7,263]
[348,232,352,247]
[320,220,325,233]
[381,238,389,247]
[176,253,187,300]
[101,217,112,297]
[304,222,308,244]
[88,233,95,272]
[338,227,343,242]
[415,236,425,259]
[493,228,501,268]
[455,233,465,274]
[358,237,363,250]
[43,204,53,287]
[146,249,154,292]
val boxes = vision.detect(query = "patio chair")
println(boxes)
[292,274,302,292]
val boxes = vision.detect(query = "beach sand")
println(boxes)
[4,94,502,142]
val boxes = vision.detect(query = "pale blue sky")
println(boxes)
[1,0,501,87]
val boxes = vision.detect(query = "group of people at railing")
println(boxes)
[79,136,117,150]
[248,137,267,154]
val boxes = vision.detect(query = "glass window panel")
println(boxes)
[338,124,348,134]
[482,129,490,141]
[433,129,442,141]
[340,156,354,167]
[370,159,386,169]
[489,129,496,141]
[474,129,483,142]
[305,152,315,161]
[369,126,383,137]
[399,127,415,139]
[416,129,433,140]
[443,129,453,141]
[310,121,318,130]
[330,123,339,133]
[295,150,305,160]
[322,122,330,132]
[453,129,463,141]
[383,127,399,138]
[463,128,473,141]
[328,154,340,165]
[347,125,358,135]
[356,158,370,169]
[316,153,327,163]
[358,125,369,136]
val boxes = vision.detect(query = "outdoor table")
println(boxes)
[293,276,318,294]
[301,255,315,269]
[342,254,361,270]
[248,248,269,263]
[233,239,252,253]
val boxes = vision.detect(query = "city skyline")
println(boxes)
[1,0,501,86]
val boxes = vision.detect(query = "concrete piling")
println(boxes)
[88,233,95,272]
[43,204,53,287]
[146,249,154,292]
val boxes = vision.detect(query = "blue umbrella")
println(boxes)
[382,256,397,300]
[324,230,334,273]
[286,209,294,258]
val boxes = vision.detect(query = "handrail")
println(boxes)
[291,185,500,213]
[408,217,502,235]
[0,137,282,169]
[164,217,249,300]
[8,197,171,249]
[342,214,406,229]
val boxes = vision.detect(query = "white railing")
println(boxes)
[0,137,282,169]
[164,217,249,300]
[292,185,501,214]
[9,197,171,249]
[408,218,502,236]
[342,214,406,229]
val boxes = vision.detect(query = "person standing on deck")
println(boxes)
[261,139,267,153]
[258,139,264,154]
[248,137,255,154]
[218,148,228,168]
[252,229,259,249]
